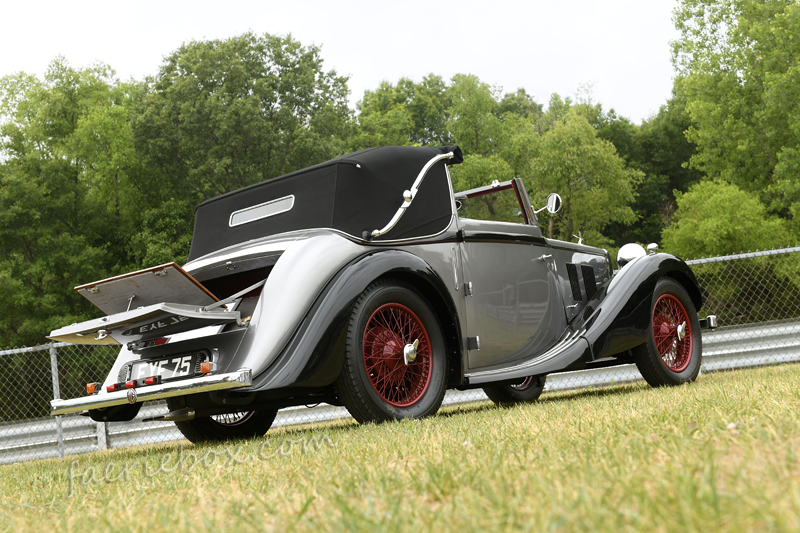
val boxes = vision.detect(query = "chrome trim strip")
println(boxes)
[229,195,295,227]
[370,151,455,238]
[49,368,252,416]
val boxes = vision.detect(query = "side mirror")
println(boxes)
[546,193,562,214]
[535,193,562,215]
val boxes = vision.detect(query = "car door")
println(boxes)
[454,180,567,371]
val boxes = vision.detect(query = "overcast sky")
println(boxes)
[1,0,680,124]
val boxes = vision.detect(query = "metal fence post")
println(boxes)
[49,343,65,459]
[96,422,108,450]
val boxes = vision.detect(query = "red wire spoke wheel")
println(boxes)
[336,280,448,423]
[652,294,693,372]
[633,277,702,387]
[363,303,432,407]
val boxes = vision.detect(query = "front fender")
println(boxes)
[575,253,702,360]
[249,249,460,391]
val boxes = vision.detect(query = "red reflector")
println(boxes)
[152,338,169,346]
[106,384,118,393]
[125,380,136,389]
[144,376,158,385]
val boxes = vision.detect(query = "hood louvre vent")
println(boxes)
[566,263,582,301]
[581,265,597,300]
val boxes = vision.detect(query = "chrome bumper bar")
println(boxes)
[50,368,252,416]
[700,315,718,329]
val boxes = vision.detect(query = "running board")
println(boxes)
[465,332,592,385]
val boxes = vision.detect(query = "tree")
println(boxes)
[673,0,800,220]
[351,75,451,151]
[0,59,141,346]
[132,32,353,203]
[602,93,703,246]
[497,88,543,121]
[530,109,642,240]
[662,180,789,258]
[350,81,415,150]
[447,74,504,155]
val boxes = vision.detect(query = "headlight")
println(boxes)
[618,243,646,268]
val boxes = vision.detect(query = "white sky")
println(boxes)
[1,0,680,124]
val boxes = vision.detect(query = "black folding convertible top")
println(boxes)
[187,145,463,261]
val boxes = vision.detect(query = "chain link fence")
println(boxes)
[2,246,799,465]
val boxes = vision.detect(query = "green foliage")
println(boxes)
[497,88,543,121]
[662,180,789,259]
[349,75,452,151]
[132,32,352,203]
[129,200,195,266]
[674,0,800,221]
[604,93,703,245]
[447,74,505,155]
[0,59,137,347]
[530,109,642,240]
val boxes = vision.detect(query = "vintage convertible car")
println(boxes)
[48,145,717,443]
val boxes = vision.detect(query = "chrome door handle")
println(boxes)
[539,254,552,261]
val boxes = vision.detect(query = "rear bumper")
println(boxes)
[700,315,718,329]
[50,368,252,416]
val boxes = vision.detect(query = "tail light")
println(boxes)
[200,361,218,374]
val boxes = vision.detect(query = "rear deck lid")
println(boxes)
[48,263,238,345]
[75,262,217,315]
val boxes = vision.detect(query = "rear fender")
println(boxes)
[249,249,461,390]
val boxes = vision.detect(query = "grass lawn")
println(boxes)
[1,364,799,532]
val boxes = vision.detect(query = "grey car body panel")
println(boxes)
[212,233,364,376]
[455,218,566,370]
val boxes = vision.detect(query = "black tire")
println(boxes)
[336,279,448,423]
[168,402,277,444]
[633,277,702,387]
[483,375,546,406]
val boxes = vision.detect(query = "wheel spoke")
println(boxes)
[652,293,693,372]
[362,302,432,407]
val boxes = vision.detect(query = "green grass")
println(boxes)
[2,364,800,532]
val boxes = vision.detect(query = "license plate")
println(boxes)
[130,354,196,381]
